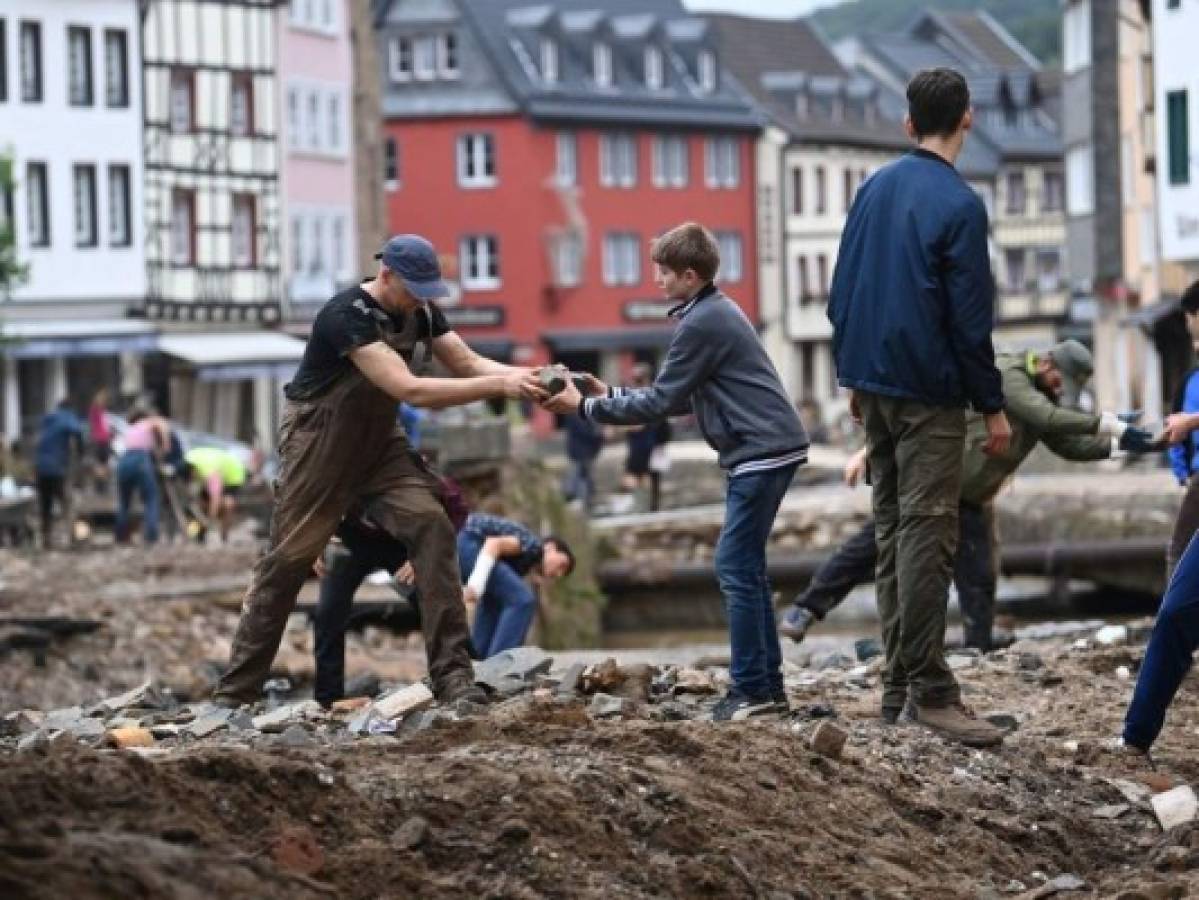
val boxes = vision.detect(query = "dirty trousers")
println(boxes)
[858,392,965,712]
[214,377,473,703]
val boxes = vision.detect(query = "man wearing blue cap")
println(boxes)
[214,234,544,707]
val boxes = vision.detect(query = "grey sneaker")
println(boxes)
[778,606,816,643]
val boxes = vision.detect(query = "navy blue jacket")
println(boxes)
[828,149,1004,414]
[34,408,83,478]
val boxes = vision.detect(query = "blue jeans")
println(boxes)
[458,533,538,658]
[1123,532,1199,750]
[115,449,160,544]
[717,462,799,698]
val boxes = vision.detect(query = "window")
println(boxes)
[107,164,131,247]
[290,0,338,32]
[600,133,637,188]
[1121,135,1134,207]
[231,73,253,136]
[716,232,742,283]
[170,190,195,265]
[322,0,333,28]
[170,69,193,133]
[652,135,688,188]
[414,36,437,81]
[104,29,128,107]
[1062,0,1091,75]
[1066,145,1095,215]
[232,194,256,267]
[332,215,346,278]
[287,88,301,149]
[1035,249,1061,292]
[553,232,583,287]
[461,235,501,290]
[603,233,641,286]
[791,167,803,215]
[26,162,49,247]
[290,215,304,274]
[814,165,826,213]
[540,38,558,84]
[645,46,664,90]
[68,27,93,106]
[384,137,399,190]
[20,21,42,102]
[73,164,97,247]
[555,132,577,187]
[438,33,459,78]
[697,49,716,93]
[305,90,322,149]
[593,42,612,87]
[705,138,739,189]
[797,256,810,302]
[1043,171,1064,213]
[816,253,829,298]
[1004,248,1026,292]
[0,20,7,102]
[390,37,413,81]
[310,217,324,274]
[328,93,342,152]
[1168,90,1190,186]
[457,133,496,187]
[843,168,854,213]
[1005,171,1026,215]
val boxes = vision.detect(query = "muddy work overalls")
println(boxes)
[214,305,475,703]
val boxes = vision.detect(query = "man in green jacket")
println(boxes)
[780,340,1155,659]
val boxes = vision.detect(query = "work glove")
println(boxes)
[1118,426,1158,454]
[1099,411,1130,438]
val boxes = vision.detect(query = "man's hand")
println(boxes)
[843,447,869,488]
[505,369,547,402]
[849,390,862,425]
[542,378,583,415]
[1162,412,1199,445]
[575,373,608,397]
[463,585,478,606]
[982,410,1011,457]
[394,561,415,586]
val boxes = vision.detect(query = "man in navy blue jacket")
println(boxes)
[828,68,1011,747]
[33,400,83,549]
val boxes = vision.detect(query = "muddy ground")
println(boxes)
[2,547,1199,898]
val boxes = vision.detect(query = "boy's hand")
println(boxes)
[463,585,478,606]
[843,448,869,488]
[543,379,583,415]
[394,561,415,585]
[575,373,608,397]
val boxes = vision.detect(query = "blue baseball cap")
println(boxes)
[374,234,449,301]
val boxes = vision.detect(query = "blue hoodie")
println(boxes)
[35,407,83,478]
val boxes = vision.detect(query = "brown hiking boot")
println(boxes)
[434,672,489,706]
[914,702,1006,747]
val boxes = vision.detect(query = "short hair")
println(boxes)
[1181,280,1199,315]
[906,68,970,140]
[651,222,720,283]
[542,536,576,576]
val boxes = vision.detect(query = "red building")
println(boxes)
[375,0,761,395]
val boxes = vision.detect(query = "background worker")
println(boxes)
[33,399,83,550]
[184,446,247,543]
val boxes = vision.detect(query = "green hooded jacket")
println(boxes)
[959,352,1111,505]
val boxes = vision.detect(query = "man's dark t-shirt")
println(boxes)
[285,285,451,402]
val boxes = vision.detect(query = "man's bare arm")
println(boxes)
[350,341,529,409]
[433,331,518,378]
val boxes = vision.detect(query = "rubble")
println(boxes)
[473,648,553,695]
[588,693,628,719]
[252,701,320,733]
[809,721,848,759]
[1151,786,1199,831]
[106,727,155,749]
[373,683,434,720]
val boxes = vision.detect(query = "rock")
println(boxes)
[2,710,44,736]
[271,825,324,876]
[106,727,155,749]
[344,672,381,699]
[96,681,157,713]
[186,707,233,738]
[1014,874,1088,899]
[1117,666,1132,681]
[985,713,1019,732]
[1096,624,1130,646]
[399,710,443,733]
[1107,777,1153,804]
[672,668,717,696]
[650,702,695,722]
[581,658,625,694]
[393,816,429,850]
[810,721,848,759]
[373,684,434,721]
[43,706,84,731]
[228,711,256,731]
[853,638,882,662]
[947,653,978,671]
[1093,804,1131,819]
[1152,786,1199,830]
[252,700,320,734]
[331,697,371,713]
[1016,653,1043,671]
[473,648,552,694]
[278,725,314,748]
[65,718,106,741]
[811,651,854,671]
[693,653,730,669]
[17,730,50,752]
[589,693,627,719]
[498,819,531,843]
[614,663,654,702]
[554,663,586,696]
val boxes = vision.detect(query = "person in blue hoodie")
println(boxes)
[828,68,1011,747]
[33,400,83,549]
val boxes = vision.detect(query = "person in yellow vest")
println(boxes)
[184,446,247,543]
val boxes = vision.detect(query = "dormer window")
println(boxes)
[697,49,716,93]
[593,42,612,87]
[540,38,559,84]
[645,46,664,90]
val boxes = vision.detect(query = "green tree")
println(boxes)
[0,151,27,299]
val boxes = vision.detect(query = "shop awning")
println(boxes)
[1,319,159,359]
[158,332,307,382]
[542,328,675,353]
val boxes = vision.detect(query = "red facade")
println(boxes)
[382,115,758,376]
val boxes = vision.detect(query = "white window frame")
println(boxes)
[107,164,131,247]
[231,75,252,137]
[645,46,664,90]
[169,69,193,134]
[232,194,255,268]
[290,214,305,275]
[286,87,301,150]
[310,217,325,275]
[461,234,501,290]
[306,89,321,150]
[73,164,97,248]
[456,133,496,188]
[104,29,129,108]
[603,233,641,286]
[68,26,93,107]
[716,231,743,283]
[697,49,716,93]
[390,36,413,82]
[704,137,740,189]
[1035,248,1062,292]
[555,131,577,187]
[1004,248,1026,292]
[540,38,558,84]
[600,133,637,188]
[1066,145,1095,216]
[332,215,347,280]
[438,32,459,79]
[652,135,688,189]
[414,36,437,81]
[328,91,342,154]
[554,232,583,287]
[170,190,194,265]
[1062,0,1092,76]
[593,42,612,88]
[26,162,49,248]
